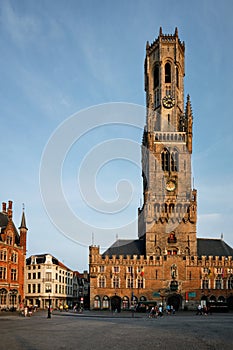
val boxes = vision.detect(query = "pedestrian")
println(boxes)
[196,304,202,315]
[171,305,175,315]
[158,304,163,317]
[149,307,155,318]
[166,304,171,315]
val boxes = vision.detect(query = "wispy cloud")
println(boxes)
[0,1,42,47]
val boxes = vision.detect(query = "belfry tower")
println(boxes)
[138,28,197,257]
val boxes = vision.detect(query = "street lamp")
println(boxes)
[46,287,52,319]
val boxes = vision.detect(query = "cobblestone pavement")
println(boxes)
[1,310,233,350]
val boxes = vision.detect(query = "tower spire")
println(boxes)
[19,205,27,230]
[19,205,28,254]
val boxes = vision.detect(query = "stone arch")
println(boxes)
[227,295,233,310]
[167,293,182,311]
[111,295,121,312]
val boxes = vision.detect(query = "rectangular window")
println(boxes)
[215,279,222,290]
[32,284,36,293]
[11,252,17,263]
[37,284,41,293]
[28,273,31,279]
[113,276,120,288]
[0,267,6,279]
[202,279,209,289]
[99,266,105,273]
[7,236,13,245]
[0,250,7,261]
[137,278,144,289]
[11,268,17,281]
[98,276,106,288]
[228,279,233,289]
[28,284,31,293]
[126,276,134,288]
[9,294,17,305]
[33,273,36,279]
[127,266,133,274]
[113,266,120,273]
[46,272,52,281]
[38,272,41,279]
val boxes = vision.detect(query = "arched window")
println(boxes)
[171,150,179,171]
[154,65,159,88]
[169,204,175,213]
[0,288,7,305]
[161,149,170,171]
[122,296,129,310]
[94,295,101,309]
[210,295,217,302]
[218,296,225,302]
[102,295,110,309]
[176,66,179,88]
[162,149,179,172]
[165,63,171,83]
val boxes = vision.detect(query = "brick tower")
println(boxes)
[138,27,197,257]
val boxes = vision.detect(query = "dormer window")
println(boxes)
[6,235,13,245]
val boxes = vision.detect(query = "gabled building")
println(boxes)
[73,270,90,309]
[89,28,233,311]
[0,200,27,310]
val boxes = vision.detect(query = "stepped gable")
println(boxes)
[197,238,233,257]
[102,239,145,258]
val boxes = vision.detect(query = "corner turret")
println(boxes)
[19,207,28,254]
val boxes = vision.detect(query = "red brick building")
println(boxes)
[89,28,233,311]
[0,201,27,310]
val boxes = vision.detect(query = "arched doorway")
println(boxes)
[227,295,233,310]
[111,295,121,312]
[167,294,182,311]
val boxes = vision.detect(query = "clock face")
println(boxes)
[166,180,176,192]
[162,95,175,109]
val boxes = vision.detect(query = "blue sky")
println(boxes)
[1,0,233,271]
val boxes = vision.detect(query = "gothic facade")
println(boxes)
[0,201,27,310]
[89,28,233,311]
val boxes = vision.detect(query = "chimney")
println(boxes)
[2,202,6,213]
[7,200,13,219]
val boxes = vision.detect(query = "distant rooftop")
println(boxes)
[101,237,233,258]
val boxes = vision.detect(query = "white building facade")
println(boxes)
[25,254,74,309]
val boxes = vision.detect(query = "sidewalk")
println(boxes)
[52,309,144,318]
